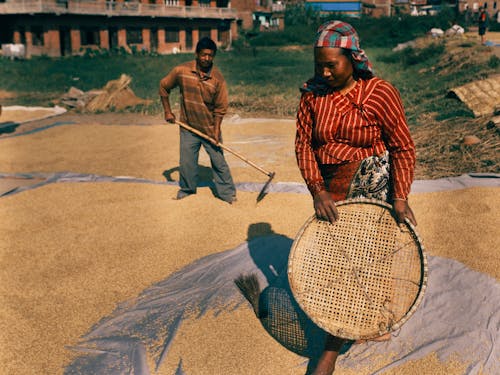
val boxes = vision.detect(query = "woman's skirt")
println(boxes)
[320,151,390,202]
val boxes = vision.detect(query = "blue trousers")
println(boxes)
[178,128,236,202]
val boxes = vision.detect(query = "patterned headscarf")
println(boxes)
[314,20,373,78]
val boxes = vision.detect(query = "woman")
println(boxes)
[295,20,417,374]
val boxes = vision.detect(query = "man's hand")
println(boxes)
[393,199,417,226]
[313,190,339,223]
[210,127,220,146]
[210,118,222,146]
[164,112,176,124]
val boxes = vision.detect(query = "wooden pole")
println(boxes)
[175,120,274,178]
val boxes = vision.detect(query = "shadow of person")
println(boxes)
[238,222,346,374]
[0,121,20,135]
[162,165,217,196]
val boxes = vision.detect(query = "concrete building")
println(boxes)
[252,1,285,31]
[0,0,240,57]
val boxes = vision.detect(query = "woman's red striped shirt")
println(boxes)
[295,77,416,200]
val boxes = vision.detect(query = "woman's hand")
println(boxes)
[314,191,339,223]
[393,199,417,226]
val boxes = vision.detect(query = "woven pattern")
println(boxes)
[288,198,427,340]
[259,286,326,358]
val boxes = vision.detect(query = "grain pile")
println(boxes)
[0,114,498,375]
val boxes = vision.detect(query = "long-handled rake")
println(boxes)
[175,120,276,202]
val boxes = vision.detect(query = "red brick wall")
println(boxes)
[142,28,151,52]
[70,28,81,54]
[179,29,186,51]
[2,13,238,57]
[44,29,60,57]
[100,29,109,49]
[13,31,22,44]
[117,29,129,51]
[25,31,33,58]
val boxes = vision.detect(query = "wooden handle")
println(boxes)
[175,120,274,177]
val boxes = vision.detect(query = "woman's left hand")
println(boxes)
[393,199,417,226]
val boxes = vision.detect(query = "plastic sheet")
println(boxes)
[64,239,499,374]
[1,172,498,198]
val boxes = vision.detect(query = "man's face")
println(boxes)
[196,48,215,71]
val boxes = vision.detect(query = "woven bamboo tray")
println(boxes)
[288,198,427,340]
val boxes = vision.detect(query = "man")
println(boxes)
[478,6,489,45]
[159,37,236,203]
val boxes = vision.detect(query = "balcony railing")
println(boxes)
[271,3,285,12]
[0,0,238,19]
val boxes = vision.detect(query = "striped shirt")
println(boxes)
[295,77,416,200]
[159,60,228,134]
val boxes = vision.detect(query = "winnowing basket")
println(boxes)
[288,198,427,340]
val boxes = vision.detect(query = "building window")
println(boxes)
[81,29,100,45]
[127,28,143,44]
[31,26,44,46]
[199,27,211,39]
[165,28,179,43]
[216,0,229,7]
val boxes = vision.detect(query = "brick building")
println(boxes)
[306,0,497,18]
[458,0,498,14]
[0,0,240,57]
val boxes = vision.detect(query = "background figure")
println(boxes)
[478,6,489,44]
[295,20,417,374]
[464,4,472,27]
[159,37,236,203]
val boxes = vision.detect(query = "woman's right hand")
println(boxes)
[314,190,339,223]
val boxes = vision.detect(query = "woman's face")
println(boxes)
[314,47,354,90]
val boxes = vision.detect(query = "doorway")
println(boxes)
[59,27,71,56]
[150,27,158,52]
[185,27,192,51]
[108,27,118,50]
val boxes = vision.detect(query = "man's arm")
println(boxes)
[210,70,228,145]
[160,96,175,123]
[159,69,178,123]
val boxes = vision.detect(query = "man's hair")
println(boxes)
[196,37,217,55]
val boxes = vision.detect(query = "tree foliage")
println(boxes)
[251,6,460,48]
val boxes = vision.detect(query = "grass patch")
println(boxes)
[0,30,498,178]
[0,34,498,125]
[379,42,445,66]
